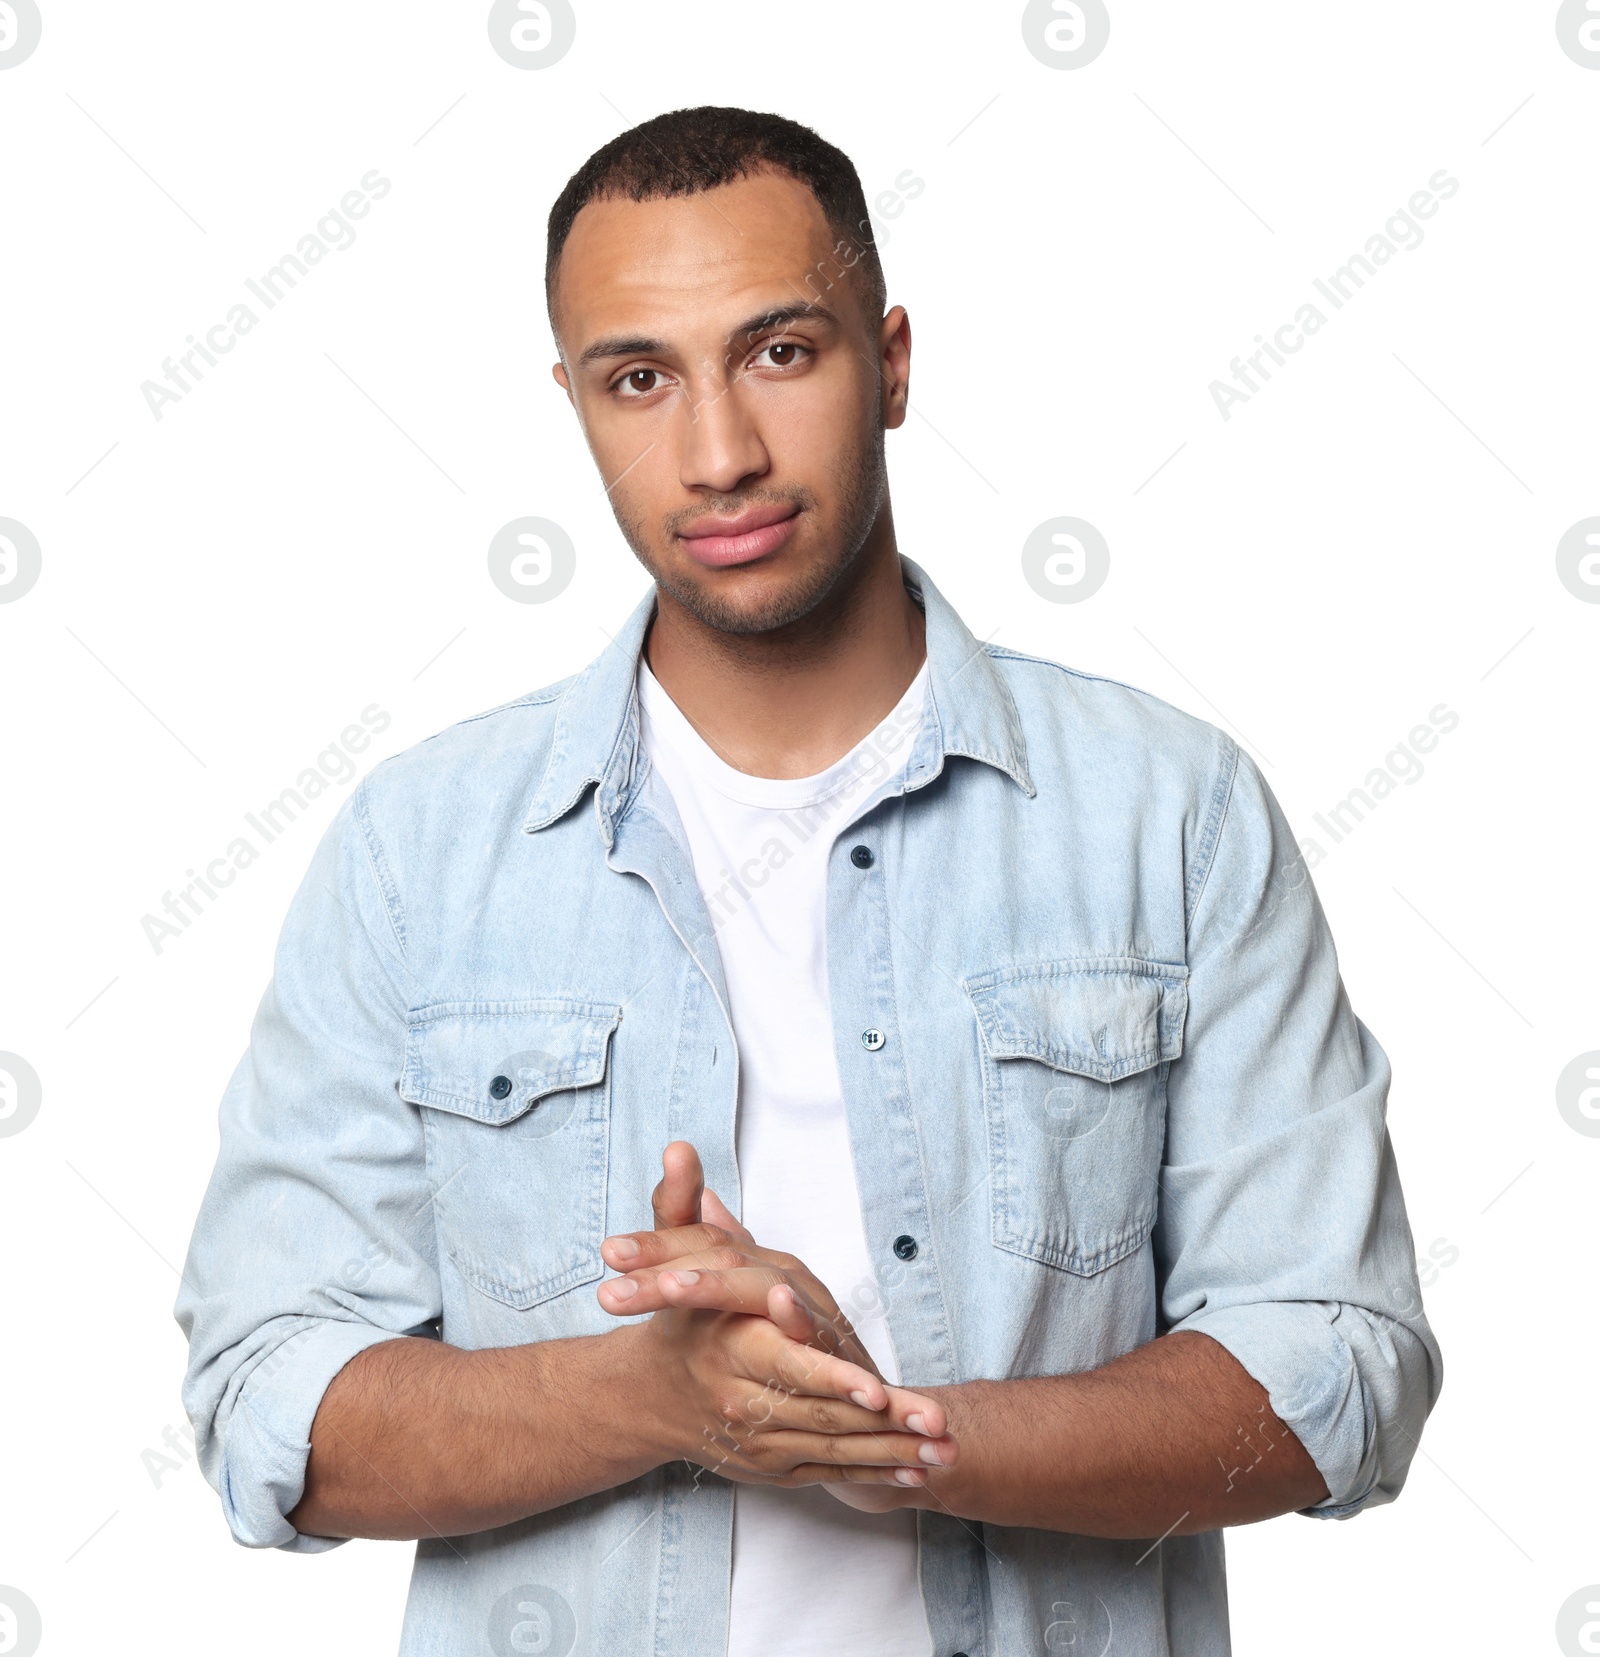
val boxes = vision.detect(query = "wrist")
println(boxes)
[594,1319,681,1470]
[907,1382,978,1513]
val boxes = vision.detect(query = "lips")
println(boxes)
[676,503,801,568]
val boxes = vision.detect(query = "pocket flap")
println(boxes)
[401,999,622,1125]
[965,958,1186,1082]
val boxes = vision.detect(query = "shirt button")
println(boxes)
[489,1075,513,1100]
[850,844,874,869]
[861,1028,886,1051]
[893,1234,918,1261]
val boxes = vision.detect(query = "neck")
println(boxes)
[642,513,926,780]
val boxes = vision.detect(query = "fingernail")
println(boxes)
[894,1468,924,1486]
[609,1238,640,1260]
[668,1270,700,1288]
[607,1277,638,1301]
[919,1441,948,1466]
[850,1390,874,1409]
[906,1413,928,1436]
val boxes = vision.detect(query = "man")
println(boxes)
[178,107,1441,1656]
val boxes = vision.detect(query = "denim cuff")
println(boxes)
[1178,1300,1374,1518]
[219,1318,405,1551]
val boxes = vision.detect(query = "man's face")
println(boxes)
[550,168,909,635]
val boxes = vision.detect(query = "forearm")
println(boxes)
[288,1322,661,1541]
[907,1331,1327,1535]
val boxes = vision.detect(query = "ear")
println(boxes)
[552,361,575,405]
[879,305,911,431]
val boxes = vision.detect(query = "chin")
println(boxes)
[660,553,853,638]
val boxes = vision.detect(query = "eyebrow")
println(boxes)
[575,301,841,367]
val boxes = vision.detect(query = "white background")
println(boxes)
[1,3,1596,1653]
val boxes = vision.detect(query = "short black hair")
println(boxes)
[545,105,886,330]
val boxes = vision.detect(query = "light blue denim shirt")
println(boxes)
[177,560,1441,1657]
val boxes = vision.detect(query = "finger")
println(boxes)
[598,1261,789,1317]
[646,1270,856,1358]
[766,1284,875,1375]
[745,1325,947,1438]
[600,1221,740,1273]
[767,1283,815,1346]
[651,1141,704,1232]
[879,1383,949,1441]
[700,1186,753,1242]
[715,1456,927,1491]
[743,1388,951,1444]
[600,1261,840,1329]
[755,1328,889,1413]
[761,1428,958,1471]
[763,1462,929,1489]
[722,1356,947,1440]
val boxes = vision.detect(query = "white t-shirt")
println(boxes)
[637,657,934,1657]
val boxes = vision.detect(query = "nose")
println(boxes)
[678,376,770,496]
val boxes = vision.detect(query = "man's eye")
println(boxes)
[616,368,668,397]
[749,341,809,370]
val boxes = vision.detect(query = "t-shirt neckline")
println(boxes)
[637,657,930,812]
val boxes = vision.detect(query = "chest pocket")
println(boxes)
[400,998,621,1310]
[965,959,1186,1276]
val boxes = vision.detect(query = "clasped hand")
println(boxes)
[595,1142,955,1501]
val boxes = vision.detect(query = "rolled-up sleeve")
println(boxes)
[1158,741,1443,1517]
[175,783,439,1550]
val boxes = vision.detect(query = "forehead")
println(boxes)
[553,168,850,346]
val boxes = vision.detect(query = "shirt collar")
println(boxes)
[522,556,1033,841]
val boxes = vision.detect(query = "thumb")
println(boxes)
[651,1141,704,1230]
